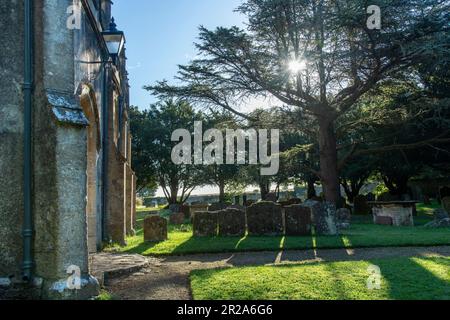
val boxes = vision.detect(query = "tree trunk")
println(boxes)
[318,118,340,204]
[169,182,179,204]
[260,182,270,200]
[219,180,226,203]
[307,176,317,199]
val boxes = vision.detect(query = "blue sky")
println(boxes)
[113,0,245,110]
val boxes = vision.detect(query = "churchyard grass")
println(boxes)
[109,202,450,256]
[189,256,450,300]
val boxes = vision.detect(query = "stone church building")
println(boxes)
[0,0,136,299]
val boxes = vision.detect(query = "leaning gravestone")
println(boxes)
[247,202,283,236]
[285,205,312,236]
[193,211,218,237]
[218,209,246,237]
[353,195,371,215]
[144,215,168,242]
[303,200,339,235]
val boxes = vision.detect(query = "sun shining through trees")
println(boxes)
[288,59,307,74]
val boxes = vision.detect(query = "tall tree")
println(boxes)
[130,100,206,204]
[147,0,450,204]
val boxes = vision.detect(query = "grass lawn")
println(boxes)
[106,202,450,256]
[190,256,450,300]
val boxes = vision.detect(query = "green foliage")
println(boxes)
[190,256,450,300]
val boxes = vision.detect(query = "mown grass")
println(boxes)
[190,256,450,300]
[106,202,449,257]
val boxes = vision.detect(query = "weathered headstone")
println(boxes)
[285,205,312,236]
[337,208,352,224]
[209,202,228,212]
[247,202,283,236]
[193,211,218,237]
[303,200,339,235]
[144,216,168,242]
[353,195,371,215]
[442,197,450,215]
[217,209,246,237]
[317,202,339,235]
[169,212,185,225]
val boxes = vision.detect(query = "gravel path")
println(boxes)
[105,246,450,300]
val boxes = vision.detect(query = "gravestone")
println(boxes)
[193,211,218,237]
[217,209,246,237]
[337,208,352,230]
[303,200,339,235]
[442,197,450,214]
[337,208,351,223]
[247,202,283,236]
[169,212,185,225]
[209,203,228,212]
[317,202,339,235]
[144,216,168,242]
[353,195,371,215]
[285,205,312,236]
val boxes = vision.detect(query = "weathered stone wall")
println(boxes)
[0,0,26,279]
[0,0,132,299]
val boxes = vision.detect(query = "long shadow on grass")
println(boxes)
[368,256,450,300]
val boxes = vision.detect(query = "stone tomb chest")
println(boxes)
[369,201,417,227]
